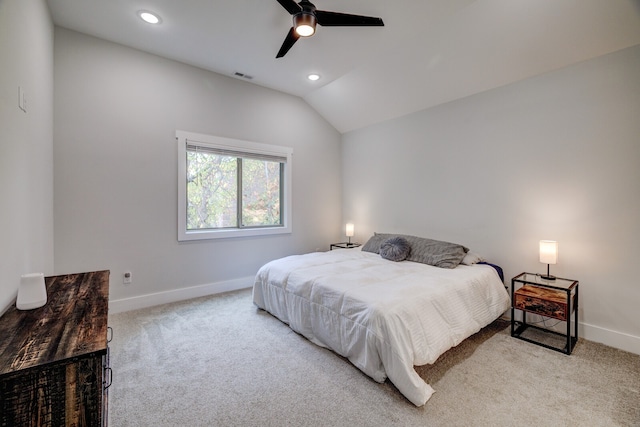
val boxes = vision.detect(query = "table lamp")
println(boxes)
[539,240,558,280]
[346,223,355,245]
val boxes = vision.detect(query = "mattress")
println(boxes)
[252,248,510,406]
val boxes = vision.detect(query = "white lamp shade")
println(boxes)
[17,273,47,310]
[539,240,558,265]
[345,223,355,237]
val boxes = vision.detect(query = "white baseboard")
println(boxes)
[580,322,640,356]
[503,312,640,356]
[109,276,254,314]
[110,283,640,356]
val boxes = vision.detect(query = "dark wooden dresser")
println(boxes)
[0,270,111,426]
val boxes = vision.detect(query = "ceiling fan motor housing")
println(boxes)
[294,12,317,37]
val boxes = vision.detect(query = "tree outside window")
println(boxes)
[177,130,292,241]
[186,151,282,230]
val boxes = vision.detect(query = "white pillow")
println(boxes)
[461,251,484,265]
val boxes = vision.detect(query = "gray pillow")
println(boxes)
[379,237,411,262]
[362,232,468,269]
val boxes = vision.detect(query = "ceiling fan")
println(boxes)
[275,0,384,58]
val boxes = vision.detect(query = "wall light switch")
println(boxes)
[18,86,26,113]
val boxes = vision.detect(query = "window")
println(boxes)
[177,130,292,241]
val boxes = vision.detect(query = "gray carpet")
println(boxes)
[107,288,640,426]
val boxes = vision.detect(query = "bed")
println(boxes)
[252,234,510,406]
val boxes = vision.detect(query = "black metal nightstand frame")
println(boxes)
[510,272,579,355]
[330,242,361,250]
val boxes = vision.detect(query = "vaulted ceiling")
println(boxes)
[47,0,640,133]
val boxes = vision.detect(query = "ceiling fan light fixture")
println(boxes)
[294,13,316,37]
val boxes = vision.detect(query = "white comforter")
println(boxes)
[252,249,510,406]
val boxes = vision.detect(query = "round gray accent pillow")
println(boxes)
[379,237,411,262]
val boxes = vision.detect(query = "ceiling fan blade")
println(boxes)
[315,10,384,27]
[276,27,300,58]
[276,0,302,15]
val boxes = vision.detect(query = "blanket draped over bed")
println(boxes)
[252,249,510,406]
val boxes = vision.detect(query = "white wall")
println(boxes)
[53,28,342,310]
[342,45,640,354]
[0,0,54,313]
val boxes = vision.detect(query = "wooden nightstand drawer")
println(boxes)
[511,273,579,354]
[514,285,572,321]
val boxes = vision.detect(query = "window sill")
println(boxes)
[178,225,291,242]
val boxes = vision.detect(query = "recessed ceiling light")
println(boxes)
[307,74,320,81]
[138,10,161,24]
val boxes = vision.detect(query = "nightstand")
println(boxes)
[510,272,579,355]
[0,271,111,425]
[330,242,361,250]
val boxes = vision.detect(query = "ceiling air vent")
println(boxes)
[233,72,253,80]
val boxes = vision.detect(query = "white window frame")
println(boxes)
[177,130,292,241]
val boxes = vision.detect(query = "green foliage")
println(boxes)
[242,158,281,226]
[186,151,282,230]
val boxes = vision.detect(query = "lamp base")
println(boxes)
[540,263,556,281]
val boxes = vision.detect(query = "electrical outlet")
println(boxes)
[123,271,132,284]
